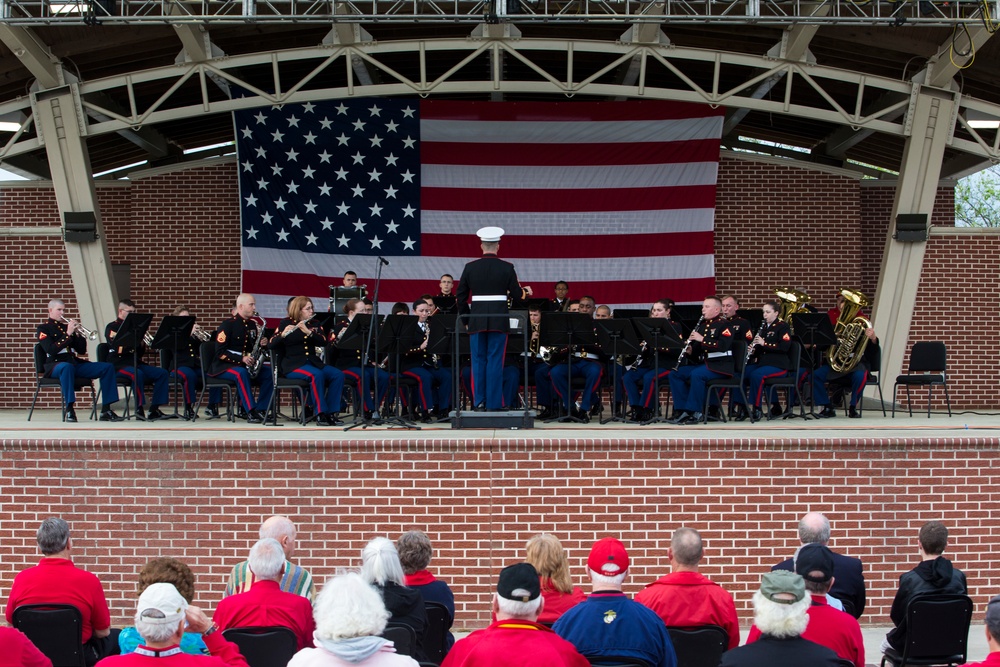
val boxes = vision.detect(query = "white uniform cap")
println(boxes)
[136,582,187,626]
[477,226,505,243]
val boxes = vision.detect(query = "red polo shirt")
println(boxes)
[634,570,740,650]
[746,594,864,667]
[212,579,315,650]
[5,557,111,643]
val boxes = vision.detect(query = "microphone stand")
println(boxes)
[345,255,389,430]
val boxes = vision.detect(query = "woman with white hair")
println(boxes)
[360,537,429,660]
[289,573,418,667]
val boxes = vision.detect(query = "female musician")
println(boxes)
[735,299,792,422]
[328,298,389,418]
[270,296,346,426]
[621,299,683,422]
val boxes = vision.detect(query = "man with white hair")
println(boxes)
[442,563,588,667]
[224,515,314,601]
[213,538,315,650]
[772,511,866,618]
[720,572,840,667]
[553,538,677,667]
[96,583,247,666]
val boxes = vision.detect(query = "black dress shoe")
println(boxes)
[668,411,690,424]
[99,409,123,422]
[147,406,165,421]
[732,405,748,422]
[751,407,763,422]
[771,404,784,418]
[246,409,264,424]
[327,415,345,426]
[848,406,861,418]
[573,407,591,423]
[589,403,602,417]
[682,411,704,424]
[817,406,837,419]
[183,404,197,420]
[205,404,221,419]
[135,406,147,421]
[65,407,78,423]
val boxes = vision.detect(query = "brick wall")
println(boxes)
[0,156,982,408]
[0,437,997,631]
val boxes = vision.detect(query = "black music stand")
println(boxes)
[790,312,837,419]
[338,314,381,430]
[449,316,472,416]
[115,312,154,421]
[425,314,456,422]
[539,312,598,423]
[431,296,457,315]
[329,286,366,315]
[524,298,553,313]
[150,315,195,420]
[672,304,703,322]
[737,308,764,331]
[595,319,641,424]
[633,318,685,425]
[380,315,422,428]
[613,308,647,320]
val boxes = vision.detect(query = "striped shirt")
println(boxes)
[224,560,315,602]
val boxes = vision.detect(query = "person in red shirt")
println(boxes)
[525,534,586,625]
[747,545,864,667]
[4,517,112,666]
[0,627,52,667]
[442,563,589,667]
[212,538,316,650]
[967,595,1000,667]
[634,527,740,650]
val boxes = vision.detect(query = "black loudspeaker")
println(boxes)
[63,211,98,243]
[895,213,928,243]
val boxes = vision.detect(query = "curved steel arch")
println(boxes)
[4,36,1000,164]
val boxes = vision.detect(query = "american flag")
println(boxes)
[236,99,724,318]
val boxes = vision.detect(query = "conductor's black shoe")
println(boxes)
[205,404,221,419]
[817,406,837,419]
[848,406,861,419]
[147,406,166,421]
[246,409,264,424]
[99,408,123,422]
[183,404,197,420]
[135,406,147,421]
[65,407,78,423]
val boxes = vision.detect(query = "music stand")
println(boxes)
[431,296,458,315]
[613,308,647,320]
[539,312,598,423]
[672,304,702,322]
[150,315,195,420]
[790,312,838,419]
[737,308,764,331]
[329,286,366,315]
[524,298,553,313]
[595,319,641,424]
[115,312,154,421]
[450,316,473,417]
[379,315,422,428]
[633,318,685,425]
[338,314,379,429]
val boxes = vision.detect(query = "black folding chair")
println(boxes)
[12,603,87,667]
[194,339,236,421]
[422,601,452,665]
[763,341,803,419]
[382,622,417,658]
[28,344,96,422]
[667,625,729,667]
[270,348,310,424]
[880,594,972,667]
[892,341,952,418]
[701,341,750,423]
[222,626,297,667]
[587,658,652,667]
[97,342,138,418]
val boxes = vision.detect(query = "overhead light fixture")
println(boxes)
[966,109,1000,129]
[0,122,20,132]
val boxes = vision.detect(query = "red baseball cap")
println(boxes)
[588,537,629,575]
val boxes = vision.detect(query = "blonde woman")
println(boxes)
[526,534,586,624]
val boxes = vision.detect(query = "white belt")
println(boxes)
[472,295,507,302]
[226,349,243,356]
[708,351,732,359]
[572,351,595,359]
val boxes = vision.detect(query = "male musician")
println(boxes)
[435,274,459,315]
[549,322,605,423]
[566,300,581,313]
[342,271,358,288]
[209,293,274,424]
[812,327,878,419]
[552,281,570,312]
[37,299,122,422]
[668,296,735,425]
[622,300,683,422]
[401,299,452,420]
[735,300,792,422]
[577,296,596,317]
[166,305,212,420]
[329,298,389,418]
[456,227,531,411]
[722,295,755,344]
[439,274,455,297]
[105,299,170,421]
[594,305,612,320]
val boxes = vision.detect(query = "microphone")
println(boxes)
[378,256,390,266]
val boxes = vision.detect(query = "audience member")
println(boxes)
[883,520,968,654]
[397,530,455,650]
[772,512,865,617]
[525,534,586,624]
[4,517,112,666]
[0,626,52,667]
[635,527,739,649]
[288,573,418,667]
[553,538,676,667]
[442,563,589,667]
[213,538,315,650]
[225,515,314,601]
[361,537,429,660]
[747,545,864,667]
[120,558,207,655]
[96,583,248,667]
[720,572,840,667]
[967,595,1000,667]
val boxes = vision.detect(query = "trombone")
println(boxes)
[60,316,98,341]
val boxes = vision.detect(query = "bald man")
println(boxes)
[224,515,315,602]
[209,293,274,423]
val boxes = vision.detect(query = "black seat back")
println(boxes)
[909,341,947,374]
[900,594,972,664]
[12,603,86,667]
[33,343,47,375]
[222,626,298,667]
[382,622,417,657]
[422,602,451,665]
[667,625,729,667]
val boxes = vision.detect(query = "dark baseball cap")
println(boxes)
[796,544,835,583]
[497,563,540,602]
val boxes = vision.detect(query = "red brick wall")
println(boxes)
[0,157,981,408]
[0,437,997,630]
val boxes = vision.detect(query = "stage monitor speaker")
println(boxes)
[63,211,98,243]
[895,213,928,243]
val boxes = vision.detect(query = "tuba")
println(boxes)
[774,287,811,334]
[827,288,873,373]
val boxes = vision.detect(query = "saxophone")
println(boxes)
[827,288,873,373]
[247,310,268,378]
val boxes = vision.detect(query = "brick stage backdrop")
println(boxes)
[1,152,997,631]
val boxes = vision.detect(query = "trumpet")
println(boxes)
[61,316,98,341]
[192,326,212,342]
[143,332,155,347]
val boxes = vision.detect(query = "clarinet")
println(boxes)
[745,319,769,364]
[673,315,705,371]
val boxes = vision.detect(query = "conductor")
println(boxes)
[456,226,532,411]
